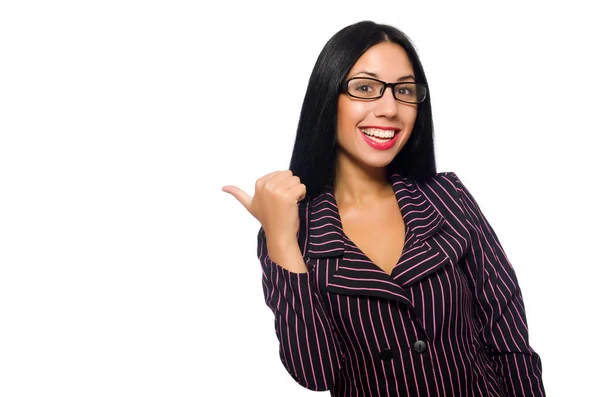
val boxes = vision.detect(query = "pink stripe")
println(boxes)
[310,214,339,223]
[430,276,450,396]
[312,230,343,238]
[348,297,373,396]
[332,290,363,394]
[327,283,409,300]
[290,272,308,383]
[396,251,443,277]
[388,304,412,396]
[310,239,344,246]
[308,247,342,254]
[364,300,381,396]
[377,302,400,397]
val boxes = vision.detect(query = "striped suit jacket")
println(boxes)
[257,171,545,397]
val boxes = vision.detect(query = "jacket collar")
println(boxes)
[306,173,451,306]
[307,173,447,257]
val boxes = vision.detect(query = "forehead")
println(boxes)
[348,42,414,79]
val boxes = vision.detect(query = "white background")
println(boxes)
[1,0,599,396]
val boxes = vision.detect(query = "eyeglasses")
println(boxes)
[342,77,428,104]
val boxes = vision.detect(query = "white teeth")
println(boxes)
[360,128,397,138]
[367,136,391,143]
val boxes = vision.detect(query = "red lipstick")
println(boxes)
[359,127,400,150]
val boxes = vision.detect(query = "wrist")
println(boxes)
[264,230,297,249]
[266,239,306,274]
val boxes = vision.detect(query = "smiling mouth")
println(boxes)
[359,127,399,142]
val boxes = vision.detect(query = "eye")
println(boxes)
[347,78,382,98]
[395,84,415,96]
[356,84,374,93]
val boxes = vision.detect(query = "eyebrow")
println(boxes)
[350,71,416,81]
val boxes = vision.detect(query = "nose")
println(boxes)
[373,86,399,119]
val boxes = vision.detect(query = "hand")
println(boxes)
[222,170,307,246]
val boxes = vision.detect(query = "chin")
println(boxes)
[359,154,397,170]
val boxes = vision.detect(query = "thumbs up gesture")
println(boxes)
[222,170,307,247]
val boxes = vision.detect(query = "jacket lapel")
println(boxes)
[306,191,345,258]
[389,173,451,287]
[305,173,451,306]
[306,189,413,306]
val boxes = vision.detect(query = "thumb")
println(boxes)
[221,185,252,211]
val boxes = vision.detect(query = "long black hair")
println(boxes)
[289,21,437,199]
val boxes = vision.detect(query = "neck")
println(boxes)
[333,156,392,206]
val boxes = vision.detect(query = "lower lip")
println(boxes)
[360,129,400,150]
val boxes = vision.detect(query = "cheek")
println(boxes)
[402,106,418,128]
[337,100,367,132]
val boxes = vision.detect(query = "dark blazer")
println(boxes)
[257,171,545,397]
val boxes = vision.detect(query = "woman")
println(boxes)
[222,20,545,397]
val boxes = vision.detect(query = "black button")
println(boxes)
[378,348,394,361]
[413,340,427,354]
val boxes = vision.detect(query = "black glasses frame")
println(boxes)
[341,77,428,104]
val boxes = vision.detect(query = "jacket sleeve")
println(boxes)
[450,172,545,396]
[257,226,344,391]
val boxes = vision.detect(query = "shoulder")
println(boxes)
[409,171,465,198]
[407,171,478,219]
[420,172,487,220]
[428,171,462,187]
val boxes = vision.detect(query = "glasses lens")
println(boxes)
[346,79,427,103]
[394,83,427,103]
[346,78,384,99]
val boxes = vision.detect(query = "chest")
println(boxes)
[339,198,406,275]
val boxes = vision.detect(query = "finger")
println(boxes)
[256,170,286,190]
[289,183,307,202]
[278,174,301,189]
[221,185,252,210]
[264,170,295,190]
[258,170,280,182]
